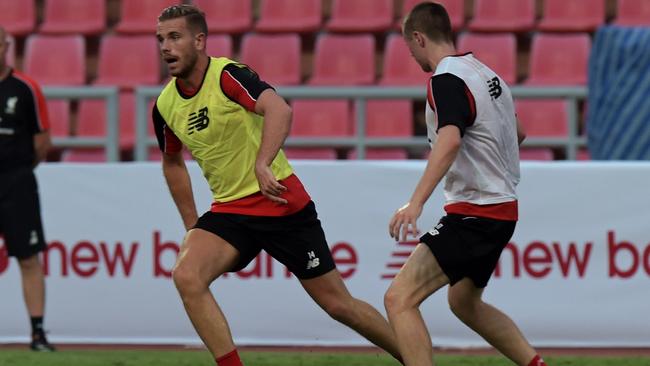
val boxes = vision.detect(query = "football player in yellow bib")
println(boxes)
[153,5,402,366]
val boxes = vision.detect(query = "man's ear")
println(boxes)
[195,32,206,51]
[414,32,426,48]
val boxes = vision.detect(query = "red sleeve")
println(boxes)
[152,102,182,154]
[163,125,182,154]
[220,64,273,113]
[13,70,50,132]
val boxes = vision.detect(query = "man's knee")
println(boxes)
[384,285,412,316]
[172,263,206,297]
[320,296,356,324]
[17,254,41,272]
[448,292,479,322]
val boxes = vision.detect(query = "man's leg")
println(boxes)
[300,269,402,362]
[447,278,540,366]
[172,228,241,362]
[17,254,45,320]
[17,253,54,351]
[384,244,450,366]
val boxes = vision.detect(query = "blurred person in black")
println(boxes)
[0,26,54,352]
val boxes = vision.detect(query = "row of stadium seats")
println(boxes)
[23,28,588,161]
[59,145,591,162]
[47,93,583,159]
[2,0,595,162]
[1,0,648,36]
[60,148,589,162]
[8,32,590,87]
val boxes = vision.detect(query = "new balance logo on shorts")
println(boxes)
[306,250,320,270]
[428,223,443,236]
[188,106,209,135]
[29,230,38,246]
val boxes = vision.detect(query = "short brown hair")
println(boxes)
[158,4,208,35]
[402,2,453,44]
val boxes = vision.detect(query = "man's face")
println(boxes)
[404,33,432,73]
[156,17,200,78]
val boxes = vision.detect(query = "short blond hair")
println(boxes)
[403,2,453,44]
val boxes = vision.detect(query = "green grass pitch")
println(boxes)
[0,349,648,366]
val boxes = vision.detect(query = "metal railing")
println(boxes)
[133,86,587,161]
[43,86,120,161]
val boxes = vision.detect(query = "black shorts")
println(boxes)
[420,214,516,288]
[193,201,336,279]
[0,168,46,259]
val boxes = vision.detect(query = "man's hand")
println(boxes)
[389,202,423,242]
[255,163,287,204]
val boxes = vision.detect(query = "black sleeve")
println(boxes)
[220,63,274,113]
[430,73,476,137]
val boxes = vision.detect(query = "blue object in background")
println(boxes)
[587,26,650,160]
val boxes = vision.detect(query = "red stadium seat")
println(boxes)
[115,0,179,34]
[240,34,301,86]
[283,148,338,160]
[538,0,605,32]
[348,100,413,160]
[40,0,105,35]
[77,100,112,138]
[326,0,393,33]
[0,0,35,36]
[61,149,107,162]
[353,100,413,137]
[347,148,409,160]
[286,99,349,163]
[309,34,375,85]
[400,0,465,31]
[577,149,591,161]
[191,0,252,34]
[94,35,160,89]
[5,34,15,67]
[468,0,535,32]
[457,33,517,85]
[47,100,71,137]
[515,99,569,137]
[77,92,154,151]
[525,33,591,86]
[380,33,431,86]
[519,148,554,161]
[206,35,233,59]
[290,100,351,137]
[255,0,322,33]
[24,35,86,86]
[614,0,650,27]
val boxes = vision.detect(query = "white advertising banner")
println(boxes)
[0,161,649,347]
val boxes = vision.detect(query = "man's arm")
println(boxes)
[389,126,461,241]
[389,73,471,241]
[152,101,196,229]
[162,152,198,231]
[220,63,292,204]
[254,89,292,204]
[22,74,50,167]
[33,131,51,167]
